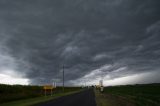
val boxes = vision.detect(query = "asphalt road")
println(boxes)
[34,89,96,106]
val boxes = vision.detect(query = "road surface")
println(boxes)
[34,89,96,106]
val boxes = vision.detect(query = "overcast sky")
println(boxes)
[0,0,160,86]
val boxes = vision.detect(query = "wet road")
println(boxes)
[34,89,96,106]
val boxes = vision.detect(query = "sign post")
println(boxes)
[43,85,55,96]
[99,80,104,93]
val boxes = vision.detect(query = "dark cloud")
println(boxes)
[0,0,160,85]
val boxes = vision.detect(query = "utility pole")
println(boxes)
[62,65,64,92]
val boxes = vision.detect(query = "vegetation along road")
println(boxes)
[1,84,160,106]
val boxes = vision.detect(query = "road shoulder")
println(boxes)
[94,89,135,106]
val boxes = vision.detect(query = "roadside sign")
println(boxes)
[43,85,54,90]
[99,80,103,86]
[43,85,55,96]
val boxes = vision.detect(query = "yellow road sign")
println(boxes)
[43,85,54,90]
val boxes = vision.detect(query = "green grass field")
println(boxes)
[0,84,82,105]
[103,83,160,106]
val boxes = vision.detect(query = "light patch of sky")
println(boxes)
[92,53,113,61]
[0,73,29,85]
[104,71,160,86]
[0,69,29,85]
[73,69,160,86]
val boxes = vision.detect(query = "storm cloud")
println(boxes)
[0,0,160,85]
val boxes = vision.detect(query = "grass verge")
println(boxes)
[95,90,112,106]
[95,89,135,106]
[0,90,81,106]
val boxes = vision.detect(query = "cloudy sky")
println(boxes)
[0,0,160,86]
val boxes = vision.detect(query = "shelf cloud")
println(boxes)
[0,0,160,85]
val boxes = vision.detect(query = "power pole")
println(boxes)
[62,65,64,92]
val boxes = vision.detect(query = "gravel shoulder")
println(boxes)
[95,90,135,106]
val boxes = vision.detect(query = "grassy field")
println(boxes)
[0,84,82,105]
[0,90,81,106]
[103,83,160,106]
